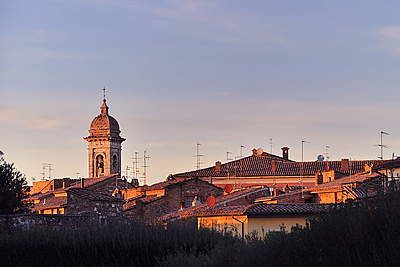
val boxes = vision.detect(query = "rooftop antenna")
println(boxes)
[130,152,140,181]
[227,151,233,162]
[142,151,151,185]
[240,145,245,158]
[195,143,204,170]
[300,140,309,197]
[76,172,80,179]
[324,146,330,161]
[301,140,310,162]
[48,163,53,180]
[41,163,46,180]
[269,138,275,154]
[376,131,389,160]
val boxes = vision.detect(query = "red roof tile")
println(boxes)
[67,188,124,202]
[182,203,332,217]
[171,154,386,178]
[35,196,67,210]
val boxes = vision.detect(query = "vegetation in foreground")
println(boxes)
[2,190,400,267]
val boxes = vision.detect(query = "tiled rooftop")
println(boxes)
[171,154,386,178]
[181,203,332,217]
[35,196,67,210]
[160,186,270,221]
[67,188,124,202]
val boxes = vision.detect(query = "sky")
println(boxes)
[2,0,400,186]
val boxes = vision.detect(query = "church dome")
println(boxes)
[88,99,121,138]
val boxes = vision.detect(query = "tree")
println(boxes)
[0,151,31,214]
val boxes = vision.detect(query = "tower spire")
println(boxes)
[103,87,106,100]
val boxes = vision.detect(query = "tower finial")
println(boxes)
[103,87,106,100]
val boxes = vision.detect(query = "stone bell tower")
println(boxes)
[84,96,125,178]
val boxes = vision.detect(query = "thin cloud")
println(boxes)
[376,26,400,56]
[0,111,66,130]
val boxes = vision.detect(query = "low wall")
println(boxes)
[0,214,94,231]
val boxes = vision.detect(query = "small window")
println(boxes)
[184,196,202,207]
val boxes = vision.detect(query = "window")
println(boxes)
[184,196,202,207]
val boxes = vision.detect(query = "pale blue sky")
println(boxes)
[2,0,400,185]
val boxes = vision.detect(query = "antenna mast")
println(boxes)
[377,131,389,160]
[195,143,204,170]
[269,138,275,153]
[142,151,151,185]
[240,145,245,158]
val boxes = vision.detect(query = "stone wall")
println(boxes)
[0,214,93,231]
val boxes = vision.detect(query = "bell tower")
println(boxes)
[84,92,125,177]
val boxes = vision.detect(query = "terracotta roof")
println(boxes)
[182,203,332,217]
[28,175,118,201]
[67,188,124,202]
[35,196,67,211]
[142,177,221,191]
[256,171,382,203]
[171,154,386,178]
[142,179,189,191]
[123,195,165,210]
[309,171,383,192]
[160,186,270,221]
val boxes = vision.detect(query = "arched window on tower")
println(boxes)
[113,155,117,172]
[96,155,104,175]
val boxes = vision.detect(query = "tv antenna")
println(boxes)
[240,145,245,158]
[41,163,53,180]
[301,140,310,162]
[324,145,330,161]
[269,138,275,153]
[142,151,151,185]
[226,151,233,162]
[130,152,140,180]
[376,131,389,160]
[195,143,204,170]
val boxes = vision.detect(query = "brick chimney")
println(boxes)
[62,178,70,189]
[341,159,349,172]
[281,147,290,160]
[215,161,221,173]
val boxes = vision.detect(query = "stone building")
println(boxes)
[84,98,125,178]
[123,178,224,219]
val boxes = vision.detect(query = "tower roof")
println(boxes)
[86,99,124,139]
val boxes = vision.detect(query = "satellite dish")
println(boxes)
[257,148,264,155]
[224,184,233,193]
[206,196,216,207]
[317,155,325,161]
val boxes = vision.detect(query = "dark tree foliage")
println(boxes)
[0,151,31,214]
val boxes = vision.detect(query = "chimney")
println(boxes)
[81,178,85,188]
[315,171,323,185]
[215,161,221,173]
[281,147,290,160]
[252,149,257,156]
[341,159,349,172]
[62,178,70,189]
